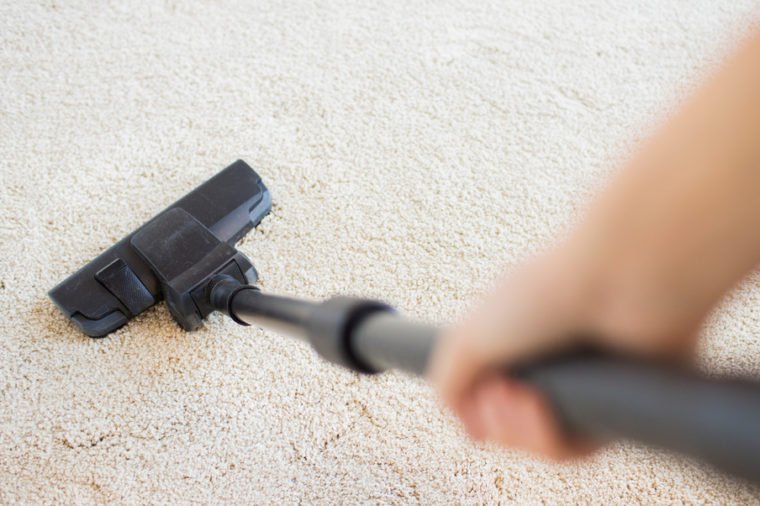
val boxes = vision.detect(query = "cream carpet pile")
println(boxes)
[2,1,759,503]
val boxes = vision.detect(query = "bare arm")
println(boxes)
[429,29,760,458]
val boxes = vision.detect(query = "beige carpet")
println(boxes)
[2,1,760,503]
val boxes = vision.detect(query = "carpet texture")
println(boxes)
[2,1,760,503]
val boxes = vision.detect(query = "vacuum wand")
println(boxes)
[208,275,435,375]
[211,276,760,484]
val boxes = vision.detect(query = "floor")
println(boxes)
[1,1,759,503]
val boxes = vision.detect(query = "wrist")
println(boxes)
[561,207,715,354]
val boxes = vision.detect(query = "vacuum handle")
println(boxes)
[351,312,760,484]
[214,284,760,482]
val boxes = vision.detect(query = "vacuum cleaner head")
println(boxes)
[48,160,271,337]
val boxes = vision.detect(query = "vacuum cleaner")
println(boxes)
[49,160,760,484]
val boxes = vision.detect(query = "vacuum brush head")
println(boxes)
[48,160,271,337]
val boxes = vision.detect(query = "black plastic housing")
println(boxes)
[48,160,271,337]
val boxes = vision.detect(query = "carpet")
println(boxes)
[1,0,759,503]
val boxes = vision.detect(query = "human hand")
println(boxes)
[427,243,704,459]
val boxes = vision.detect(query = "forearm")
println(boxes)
[573,29,760,341]
[431,27,760,461]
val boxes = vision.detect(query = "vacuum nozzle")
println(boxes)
[48,160,271,337]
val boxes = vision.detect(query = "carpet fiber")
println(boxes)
[2,1,760,503]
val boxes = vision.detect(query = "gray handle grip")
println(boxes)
[352,313,760,483]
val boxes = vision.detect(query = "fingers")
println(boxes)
[428,268,578,418]
[429,284,550,416]
[470,375,596,460]
[428,320,489,417]
[431,322,595,459]
[427,254,599,459]
[427,243,705,460]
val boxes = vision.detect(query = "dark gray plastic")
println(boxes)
[350,312,760,484]
[48,160,271,337]
[131,208,257,331]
